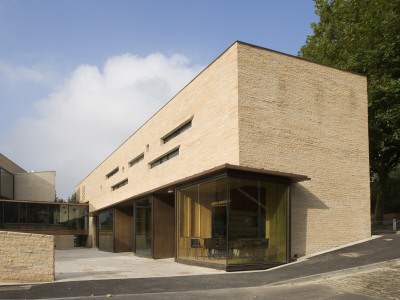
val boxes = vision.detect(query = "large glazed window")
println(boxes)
[177,178,228,266]
[98,209,114,252]
[69,205,89,230]
[177,175,288,269]
[135,198,152,256]
[27,203,49,230]
[3,202,25,229]
[0,201,88,231]
[227,178,287,265]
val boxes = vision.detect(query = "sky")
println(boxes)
[0,0,319,200]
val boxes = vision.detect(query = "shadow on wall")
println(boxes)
[291,183,329,259]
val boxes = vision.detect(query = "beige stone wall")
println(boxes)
[0,231,54,283]
[87,216,97,247]
[78,43,240,212]
[236,43,371,256]
[14,171,56,202]
[0,153,26,174]
[77,41,371,259]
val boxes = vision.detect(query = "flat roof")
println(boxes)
[0,198,88,206]
[89,163,310,215]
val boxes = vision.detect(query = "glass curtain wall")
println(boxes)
[177,175,288,268]
[177,178,228,266]
[69,205,89,230]
[98,209,114,252]
[227,178,287,266]
[27,203,49,229]
[3,202,25,229]
[0,201,88,231]
[135,198,152,256]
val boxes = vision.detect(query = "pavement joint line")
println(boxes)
[268,258,400,287]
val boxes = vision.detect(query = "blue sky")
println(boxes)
[0,0,318,199]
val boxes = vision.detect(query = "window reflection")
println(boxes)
[0,201,88,231]
[228,179,287,265]
[135,199,152,256]
[98,209,113,252]
[177,176,288,268]
[177,178,228,265]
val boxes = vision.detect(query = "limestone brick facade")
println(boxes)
[77,41,370,258]
[236,43,370,255]
[0,231,54,283]
[77,43,240,212]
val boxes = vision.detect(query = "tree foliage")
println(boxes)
[371,167,400,213]
[67,192,77,203]
[54,193,64,203]
[299,0,400,221]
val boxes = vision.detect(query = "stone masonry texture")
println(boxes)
[236,43,370,256]
[77,43,240,212]
[0,231,54,283]
[77,41,370,259]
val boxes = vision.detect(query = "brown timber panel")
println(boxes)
[114,207,132,252]
[153,194,175,258]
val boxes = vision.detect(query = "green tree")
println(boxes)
[371,166,400,214]
[299,0,400,222]
[67,192,77,203]
[54,193,64,203]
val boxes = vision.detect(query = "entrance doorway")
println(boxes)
[134,198,152,256]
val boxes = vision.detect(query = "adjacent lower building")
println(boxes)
[76,41,370,271]
[0,153,88,248]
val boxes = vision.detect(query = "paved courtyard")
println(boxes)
[55,248,223,282]
[318,261,400,300]
[1,234,399,299]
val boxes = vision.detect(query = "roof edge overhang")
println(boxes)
[89,164,310,216]
[0,198,89,206]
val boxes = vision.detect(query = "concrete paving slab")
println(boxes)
[55,248,223,282]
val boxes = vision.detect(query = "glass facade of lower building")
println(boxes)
[177,177,228,266]
[134,198,152,256]
[0,200,88,231]
[98,208,114,252]
[93,170,291,271]
[177,175,288,269]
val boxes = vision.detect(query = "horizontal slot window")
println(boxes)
[150,147,179,169]
[129,153,144,167]
[162,118,192,144]
[106,167,119,179]
[111,178,128,191]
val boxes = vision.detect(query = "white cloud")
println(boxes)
[1,52,203,199]
[0,62,58,85]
